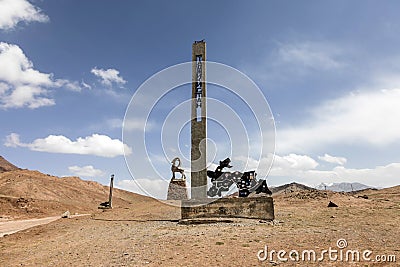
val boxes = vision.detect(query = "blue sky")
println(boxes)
[1,0,400,199]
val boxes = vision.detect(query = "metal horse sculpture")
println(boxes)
[171,157,186,180]
[207,158,272,197]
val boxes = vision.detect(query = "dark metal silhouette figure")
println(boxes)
[207,158,272,197]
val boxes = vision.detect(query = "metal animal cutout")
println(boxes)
[207,158,272,197]
[171,157,186,180]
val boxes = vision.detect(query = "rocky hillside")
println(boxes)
[0,156,151,219]
[0,156,19,173]
[270,182,315,195]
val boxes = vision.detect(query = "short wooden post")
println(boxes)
[109,174,114,208]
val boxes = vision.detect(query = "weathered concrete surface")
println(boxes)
[181,197,274,220]
[167,180,188,200]
[191,40,207,199]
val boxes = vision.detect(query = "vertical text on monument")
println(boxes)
[191,40,207,199]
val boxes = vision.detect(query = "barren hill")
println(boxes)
[270,181,315,195]
[0,156,19,173]
[0,168,153,220]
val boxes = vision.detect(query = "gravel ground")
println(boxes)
[0,188,399,266]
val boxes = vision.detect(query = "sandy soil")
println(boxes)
[0,187,399,267]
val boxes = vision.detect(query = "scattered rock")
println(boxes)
[283,190,328,200]
[328,201,338,207]
[331,215,336,218]
[358,195,369,199]
[61,211,70,218]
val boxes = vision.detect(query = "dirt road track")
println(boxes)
[0,216,60,237]
[0,214,90,237]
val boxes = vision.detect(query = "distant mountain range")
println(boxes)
[315,182,374,192]
[269,181,376,195]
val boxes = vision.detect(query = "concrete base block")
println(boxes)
[181,197,274,220]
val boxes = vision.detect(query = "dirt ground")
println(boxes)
[0,187,399,267]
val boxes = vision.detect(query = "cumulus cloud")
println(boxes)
[236,153,399,188]
[277,89,400,153]
[234,153,318,178]
[0,0,49,30]
[4,133,132,157]
[318,153,347,165]
[91,67,126,87]
[4,133,21,147]
[331,163,400,187]
[0,42,82,109]
[117,179,168,199]
[274,153,319,171]
[68,165,105,177]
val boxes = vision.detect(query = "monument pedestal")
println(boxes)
[167,179,188,200]
[181,197,274,221]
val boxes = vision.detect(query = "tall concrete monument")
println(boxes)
[182,40,274,222]
[191,40,207,199]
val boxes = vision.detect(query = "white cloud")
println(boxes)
[91,67,126,87]
[274,160,400,189]
[4,132,21,147]
[81,81,92,90]
[277,41,343,70]
[117,179,168,199]
[331,163,400,187]
[124,119,155,132]
[105,118,155,132]
[234,153,318,178]
[237,153,400,188]
[68,165,105,178]
[0,42,82,109]
[273,153,319,171]
[241,40,348,89]
[106,118,124,129]
[4,133,132,158]
[277,88,400,153]
[0,0,49,30]
[318,153,347,165]
[54,79,82,92]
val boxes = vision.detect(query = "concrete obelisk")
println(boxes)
[191,40,207,199]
